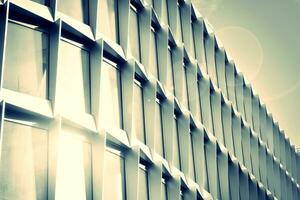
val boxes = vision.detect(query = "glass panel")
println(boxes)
[55,126,92,200]
[133,82,145,143]
[149,29,158,78]
[57,0,89,24]
[155,101,164,156]
[0,121,48,200]
[103,150,125,200]
[139,167,149,200]
[173,117,180,169]
[177,5,183,42]
[59,40,90,114]
[183,66,189,108]
[97,0,118,42]
[166,48,174,94]
[161,0,168,25]
[129,7,140,61]
[4,22,48,98]
[99,60,122,129]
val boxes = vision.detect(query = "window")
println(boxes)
[133,81,145,143]
[177,4,183,42]
[99,59,122,129]
[129,6,140,61]
[0,120,48,200]
[149,27,158,78]
[161,0,169,25]
[4,21,49,98]
[97,0,118,42]
[166,47,174,94]
[57,0,89,24]
[155,99,164,156]
[103,149,126,200]
[55,126,92,200]
[59,40,91,114]
[139,165,149,200]
[173,116,181,169]
[183,65,189,109]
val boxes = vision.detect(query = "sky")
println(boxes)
[193,0,300,148]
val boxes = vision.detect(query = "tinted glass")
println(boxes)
[4,22,48,98]
[0,121,48,200]
[59,40,90,114]
[149,29,158,78]
[155,101,164,156]
[138,167,149,200]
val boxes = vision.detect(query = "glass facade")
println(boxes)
[0,0,298,199]
[4,21,48,98]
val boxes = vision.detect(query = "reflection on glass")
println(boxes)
[129,7,140,61]
[55,126,92,200]
[59,40,90,114]
[0,121,48,200]
[149,29,158,78]
[155,101,164,156]
[133,82,145,143]
[183,66,189,108]
[57,0,89,24]
[139,167,149,200]
[99,60,122,129]
[98,0,118,42]
[4,22,48,98]
[103,150,125,200]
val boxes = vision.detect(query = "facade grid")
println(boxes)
[0,0,299,199]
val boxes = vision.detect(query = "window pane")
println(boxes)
[161,0,168,25]
[155,101,164,156]
[4,22,48,98]
[57,0,89,24]
[177,5,183,42]
[173,117,180,169]
[149,30,158,78]
[0,121,48,200]
[97,0,118,42]
[103,150,125,200]
[166,49,174,94]
[129,7,140,61]
[139,168,149,200]
[99,61,122,129]
[59,40,90,114]
[55,126,92,200]
[133,82,145,143]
